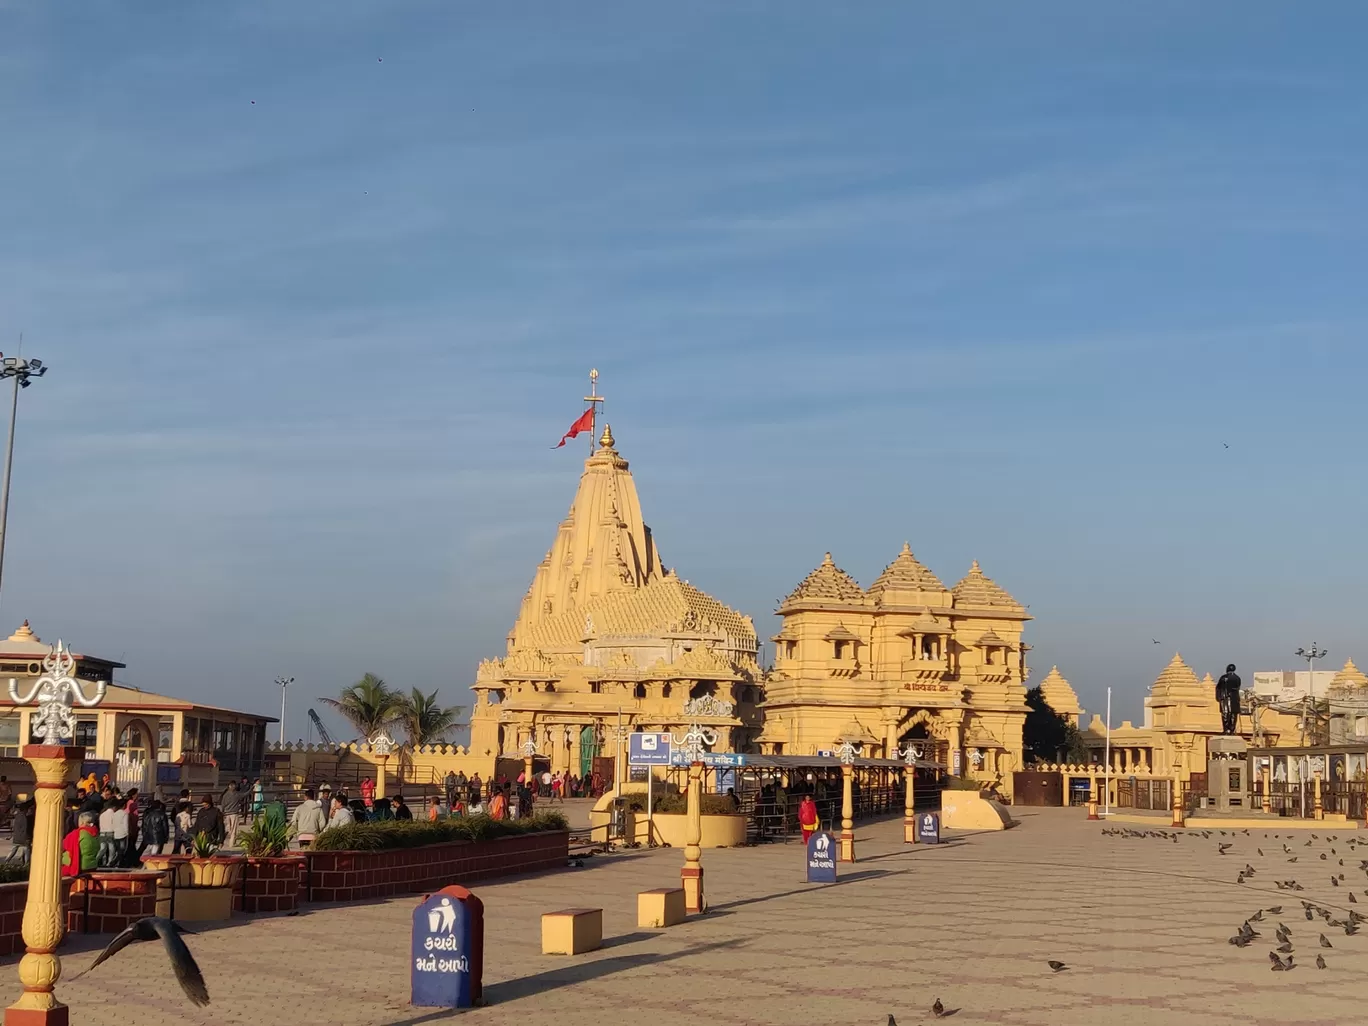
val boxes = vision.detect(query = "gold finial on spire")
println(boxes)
[599,423,615,449]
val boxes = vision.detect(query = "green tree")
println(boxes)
[318,673,403,741]
[397,687,465,747]
[1023,686,1091,764]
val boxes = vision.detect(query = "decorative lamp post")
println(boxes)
[521,736,540,789]
[369,729,395,801]
[6,641,106,1026]
[671,695,730,914]
[895,742,922,843]
[836,738,862,863]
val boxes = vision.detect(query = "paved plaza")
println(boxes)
[26,809,1368,1026]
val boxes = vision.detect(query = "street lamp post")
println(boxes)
[370,729,396,800]
[836,738,862,863]
[6,640,106,1026]
[895,742,923,843]
[0,355,46,611]
[275,676,293,746]
[1295,644,1328,746]
[671,697,727,915]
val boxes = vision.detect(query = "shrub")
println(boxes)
[0,863,28,884]
[239,818,295,857]
[310,811,568,852]
[622,791,737,815]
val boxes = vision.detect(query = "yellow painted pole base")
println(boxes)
[839,829,855,863]
[1086,799,1099,820]
[903,817,916,843]
[680,865,704,914]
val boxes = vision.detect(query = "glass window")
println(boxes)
[158,719,174,758]
[0,716,18,746]
[75,718,98,749]
[182,716,198,752]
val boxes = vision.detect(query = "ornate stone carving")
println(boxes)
[682,693,735,720]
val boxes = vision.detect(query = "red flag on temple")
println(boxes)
[552,408,595,448]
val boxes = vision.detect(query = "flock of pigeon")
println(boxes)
[885,962,1069,1023]
[1103,824,1368,973]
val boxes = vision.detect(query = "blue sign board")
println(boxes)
[713,768,737,794]
[916,811,940,845]
[668,751,746,768]
[411,887,483,1009]
[806,831,837,883]
[628,732,673,766]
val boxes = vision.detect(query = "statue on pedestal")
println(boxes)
[1216,662,1242,736]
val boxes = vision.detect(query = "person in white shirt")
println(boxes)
[111,802,130,865]
[98,800,119,867]
[290,788,329,848]
[322,795,355,831]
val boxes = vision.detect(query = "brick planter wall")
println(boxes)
[0,882,24,955]
[243,856,304,913]
[303,829,568,903]
[66,872,160,935]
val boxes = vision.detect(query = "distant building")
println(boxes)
[0,620,275,793]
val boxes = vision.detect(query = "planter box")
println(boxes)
[588,808,747,848]
[242,856,304,914]
[302,830,568,904]
[0,881,25,955]
[141,855,246,921]
[67,871,162,935]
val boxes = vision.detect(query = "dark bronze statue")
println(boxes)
[1216,663,1241,736]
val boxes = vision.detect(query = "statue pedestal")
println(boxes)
[1207,736,1249,812]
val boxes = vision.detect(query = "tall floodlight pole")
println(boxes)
[1295,644,1327,747]
[275,676,294,744]
[0,354,46,610]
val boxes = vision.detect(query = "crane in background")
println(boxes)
[307,709,336,748]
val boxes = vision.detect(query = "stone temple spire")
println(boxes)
[511,423,664,647]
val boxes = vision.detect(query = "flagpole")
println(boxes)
[585,368,602,453]
[1103,686,1112,817]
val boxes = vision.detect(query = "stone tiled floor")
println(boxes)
[18,808,1368,1025]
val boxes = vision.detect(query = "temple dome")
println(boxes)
[1331,659,1368,690]
[951,560,1024,613]
[868,543,948,603]
[1150,653,1205,699]
[1038,665,1081,717]
[781,553,865,606]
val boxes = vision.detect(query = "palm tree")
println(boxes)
[397,687,465,747]
[318,673,403,741]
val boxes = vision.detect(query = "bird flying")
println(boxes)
[71,917,208,1006]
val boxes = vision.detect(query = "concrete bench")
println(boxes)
[637,887,686,928]
[541,907,603,955]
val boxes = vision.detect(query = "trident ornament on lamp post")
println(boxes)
[369,729,396,800]
[6,640,107,1026]
[835,738,862,863]
[895,741,923,844]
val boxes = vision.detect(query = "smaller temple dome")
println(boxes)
[782,553,866,605]
[7,620,37,644]
[1038,665,1082,716]
[951,560,1024,613]
[1150,653,1205,698]
[1331,658,1368,689]
[868,543,948,601]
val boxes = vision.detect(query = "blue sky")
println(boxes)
[1,3,1365,740]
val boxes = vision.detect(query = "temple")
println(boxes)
[758,548,1061,785]
[468,425,762,777]
[467,419,1066,796]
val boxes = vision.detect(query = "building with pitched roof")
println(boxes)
[758,545,1034,789]
[468,425,762,777]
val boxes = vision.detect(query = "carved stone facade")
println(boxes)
[758,546,1051,793]
[468,426,761,777]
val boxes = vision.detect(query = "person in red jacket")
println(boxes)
[798,794,820,843]
[61,812,99,878]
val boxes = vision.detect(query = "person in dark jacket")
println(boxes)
[192,796,225,846]
[6,798,33,864]
[139,799,170,857]
[393,795,413,821]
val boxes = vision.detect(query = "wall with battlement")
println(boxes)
[265,740,491,788]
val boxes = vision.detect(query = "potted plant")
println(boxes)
[140,832,244,921]
[238,819,303,914]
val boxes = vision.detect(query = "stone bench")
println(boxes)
[541,907,602,955]
[637,887,686,928]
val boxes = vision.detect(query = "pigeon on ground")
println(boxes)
[1278,942,1293,953]
[932,998,946,1018]
[1320,934,1333,948]
[1047,961,1068,973]
[71,917,208,1006]
[1316,954,1327,969]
